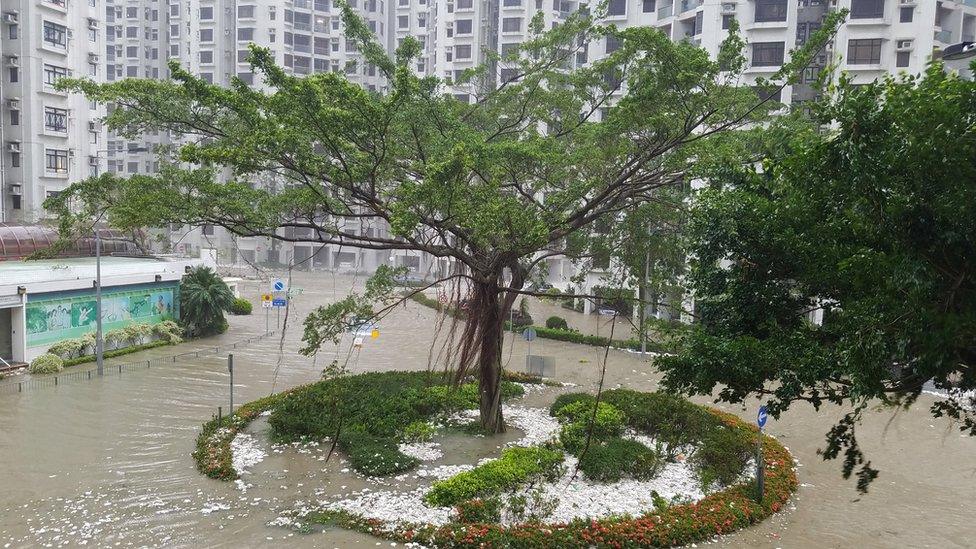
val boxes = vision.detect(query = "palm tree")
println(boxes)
[179,266,235,337]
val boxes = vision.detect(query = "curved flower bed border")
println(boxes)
[307,408,797,548]
[192,390,294,480]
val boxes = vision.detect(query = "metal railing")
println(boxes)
[0,331,276,394]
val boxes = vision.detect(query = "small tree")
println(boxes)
[48,9,844,433]
[180,266,235,337]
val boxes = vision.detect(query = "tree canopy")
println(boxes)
[47,5,843,432]
[659,62,976,491]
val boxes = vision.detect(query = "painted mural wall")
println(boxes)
[25,283,180,348]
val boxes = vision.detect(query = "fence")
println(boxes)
[0,331,276,394]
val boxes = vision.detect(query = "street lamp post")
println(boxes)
[95,229,104,376]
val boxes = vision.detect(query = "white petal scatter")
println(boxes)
[397,442,444,461]
[230,433,267,474]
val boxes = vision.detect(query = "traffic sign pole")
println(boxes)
[756,405,768,502]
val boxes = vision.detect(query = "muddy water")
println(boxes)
[0,272,973,548]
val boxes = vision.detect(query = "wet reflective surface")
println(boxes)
[0,273,973,548]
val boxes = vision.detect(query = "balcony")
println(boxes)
[680,0,701,13]
[935,29,953,44]
[658,3,673,18]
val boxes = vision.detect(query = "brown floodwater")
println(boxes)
[0,272,973,548]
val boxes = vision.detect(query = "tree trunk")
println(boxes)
[458,273,522,434]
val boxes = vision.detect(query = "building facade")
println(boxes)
[1,0,106,223]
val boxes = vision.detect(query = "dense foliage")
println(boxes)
[267,371,525,476]
[29,353,64,374]
[544,316,569,330]
[179,266,235,337]
[660,62,976,490]
[229,298,253,315]
[424,446,564,507]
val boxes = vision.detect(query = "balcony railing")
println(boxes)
[934,29,953,43]
[681,0,702,13]
[658,3,673,18]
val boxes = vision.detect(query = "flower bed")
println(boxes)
[297,403,797,547]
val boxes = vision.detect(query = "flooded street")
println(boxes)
[1,272,974,548]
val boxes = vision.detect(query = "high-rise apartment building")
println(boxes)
[1,0,106,223]
[3,0,974,268]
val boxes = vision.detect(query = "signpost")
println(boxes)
[228,354,234,416]
[261,294,272,333]
[523,327,537,365]
[756,405,768,502]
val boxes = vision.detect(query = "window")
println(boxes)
[237,28,254,41]
[126,26,137,37]
[237,72,254,85]
[851,0,883,19]
[127,161,138,173]
[202,224,215,236]
[723,14,735,29]
[43,21,67,47]
[607,0,625,16]
[754,0,787,23]
[501,42,519,56]
[502,17,521,32]
[606,35,621,54]
[642,0,655,13]
[753,86,782,103]
[847,38,882,64]
[126,65,138,77]
[44,107,68,132]
[126,45,138,58]
[455,44,472,59]
[457,0,472,8]
[896,51,910,68]
[11,152,20,168]
[200,28,213,42]
[238,5,255,18]
[46,149,69,173]
[200,6,213,19]
[500,67,518,82]
[8,67,18,83]
[9,110,19,126]
[899,6,913,23]
[43,64,68,85]
[200,50,213,63]
[503,0,521,6]
[11,195,21,209]
[752,42,784,66]
[8,24,17,39]
[398,15,408,28]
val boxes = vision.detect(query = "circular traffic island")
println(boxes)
[198,372,797,547]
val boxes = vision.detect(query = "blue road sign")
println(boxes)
[272,298,287,308]
[522,327,537,342]
[273,280,286,292]
[757,405,768,429]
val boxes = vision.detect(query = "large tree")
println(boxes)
[659,62,976,490]
[49,7,841,433]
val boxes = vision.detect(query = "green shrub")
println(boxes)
[602,389,716,460]
[230,297,253,315]
[454,498,502,524]
[402,420,436,442]
[153,320,184,344]
[545,316,569,330]
[577,438,663,482]
[424,446,564,507]
[48,338,85,359]
[268,371,525,476]
[557,401,626,454]
[549,392,595,417]
[29,353,64,374]
[693,426,755,488]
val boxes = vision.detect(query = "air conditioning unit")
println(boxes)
[88,121,99,131]
[67,29,73,39]
[2,12,18,24]
[88,18,98,29]
[7,98,19,109]
[899,0,916,4]
[88,156,99,166]
[896,39,914,50]
[722,3,736,13]
[89,53,99,63]
[9,183,22,195]
[68,149,75,157]
[6,55,18,66]
[7,141,21,153]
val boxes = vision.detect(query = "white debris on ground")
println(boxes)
[536,455,703,524]
[397,442,444,461]
[922,382,976,409]
[303,405,724,530]
[230,433,267,474]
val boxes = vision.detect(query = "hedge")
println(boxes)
[424,446,564,506]
[62,339,172,367]
[307,408,797,548]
